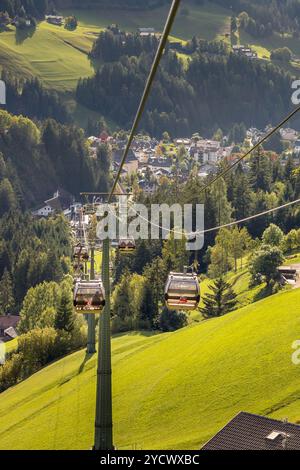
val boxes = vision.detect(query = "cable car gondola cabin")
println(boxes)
[73,245,89,261]
[118,238,136,254]
[73,280,105,314]
[164,272,200,311]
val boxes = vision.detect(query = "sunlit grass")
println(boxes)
[1,288,300,449]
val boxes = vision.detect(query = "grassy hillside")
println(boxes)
[3,338,18,355]
[0,287,300,450]
[0,1,231,93]
[236,29,300,73]
[0,21,98,91]
[63,1,231,42]
[1,2,299,95]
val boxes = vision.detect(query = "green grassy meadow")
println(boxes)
[238,29,300,73]
[190,265,268,323]
[63,1,231,42]
[285,253,300,264]
[1,287,300,450]
[0,1,231,93]
[0,21,98,91]
[3,337,18,355]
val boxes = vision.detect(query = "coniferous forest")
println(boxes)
[77,33,295,137]
[1,0,300,453]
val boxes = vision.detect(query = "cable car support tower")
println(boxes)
[83,0,183,450]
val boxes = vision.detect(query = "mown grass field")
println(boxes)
[3,337,18,355]
[1,287,300,450]
[189,264,267,323]
[63,1,231,42]
[285,253,300,264]
[0,1,231,93]
[0,21,98,91]
[240,30,300,59]
[239,29,300,73]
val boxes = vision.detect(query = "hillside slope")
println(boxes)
[0,1,231,92]
[0,288,300,450]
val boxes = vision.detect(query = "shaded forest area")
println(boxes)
[77,32,296,137]
[3,0,300,38]
[0,110,105,206]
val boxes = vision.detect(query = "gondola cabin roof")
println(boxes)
[118,238,136,253]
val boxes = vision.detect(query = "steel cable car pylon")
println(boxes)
[87,244,96,354]
[92,0,181,451]
[94,237,113,450]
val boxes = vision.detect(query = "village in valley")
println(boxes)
[29,124,300,219]
[2,120,300,346]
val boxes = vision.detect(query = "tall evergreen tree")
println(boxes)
[0,178,17,217]
[54,290,76,333]
[249,148,272,192]
[0,267,14,314]
[139,280,157,327]
[112,271,131,320]
[200,277,237,318]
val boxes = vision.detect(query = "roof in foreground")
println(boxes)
[0,315,20,330]
[202,412,300,450]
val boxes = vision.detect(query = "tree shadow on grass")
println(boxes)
[112,330,159,340]
[0,25,13,33]
[78,351,96,374]
[253,285,274,303]
[15,25,36,45]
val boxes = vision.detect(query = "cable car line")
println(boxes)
[198,104,300,195]
[107,0,181,204]
[125,195,300,237]
[68,0,300,449]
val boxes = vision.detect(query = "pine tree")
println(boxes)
[132,240,151,274]
[249,148,272,192]
[112,271,132,320]
[0,178,17,217]
[212,178,233,226]
[139,280,157,327]
[200,277,237,318]
[143,257,167,320]
[232,164,253,220]
[55,290,75,333]
[0,268,14,314]
[162,231,189,273]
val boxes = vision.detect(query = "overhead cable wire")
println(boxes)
[198,104,300,194]
[107,0,181,203]
[125,196,300,237]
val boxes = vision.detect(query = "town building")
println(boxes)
[32,189,74,217]
[280,127,299,143]
[45,15,64,26]
[0,315,20,342]
[137,27,156,37]
[112,148,138,175]
[190,139,222,164]
[232,45,258,59]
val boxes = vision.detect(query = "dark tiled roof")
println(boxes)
[202,412,300,450]
[45,196,62,211]
[0,315,20,330]
[113,149,136,163]
[45,189,73,211]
